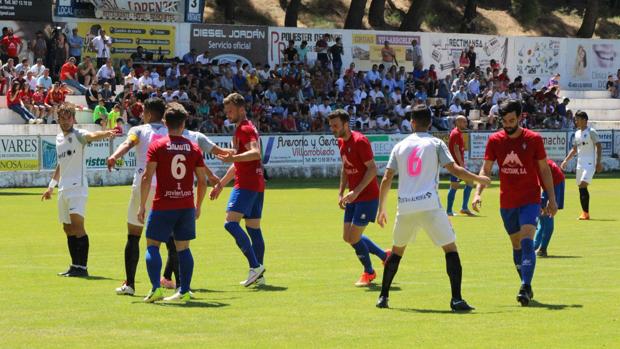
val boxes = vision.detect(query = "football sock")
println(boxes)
[124,235,140,287]
[445,251,463,300]
[361,235,387,261]
[520,238,536,286]
[541,217,554,250]
[513,249,522,280]
[534,218,544,250]
[351,239,373,274]
[164,237,180,285]
[224,222,260,268]
[145,245,162,291]
[380,253,402,298]
[246,227,265,265]
[177,248,194,294]
[447,188,457,212]
[75,235,89,268]
[462,185,473,211]
[67,236,78,266]
[579,187,590,213]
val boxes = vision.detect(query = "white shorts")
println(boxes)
[393,209,456,247]
[576,165,594,185]
[127,184,155,226]
[58,188,88,224]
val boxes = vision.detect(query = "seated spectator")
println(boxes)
[7,80,39,123]
[93,98,108,127]
[107,103,122,129]
[36,68,53,91]
[44,81,71,122]
[113,117,125,135]
[96,59,116,90]
[400,112,412,133]
[60,57,87,94]
[78,56,97,86]
[84,81,100,110]
[126,95,144,126]
[32,85,50,120]
[431,99,449,131]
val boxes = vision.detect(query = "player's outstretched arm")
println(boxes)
[538,158,558,217]
[377,168,395,228]
[444,162,491,186]
[560,146,577,170]
[472,160,493,212]
[138,162,157,224]
[85,129,116,142]
[42,165,60,201]
[194,167,208,220]
[342,159,377,204]
[107,136,138,171]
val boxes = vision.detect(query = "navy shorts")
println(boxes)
[227,188,264,219]
[146,208,196,242]
[450,175,461,183]
[542,182,565,210]
[500,203,541,234]
[344,199,379,227]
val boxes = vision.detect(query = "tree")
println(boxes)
[576,0,599,38]
[216,0,235,23]
[284,0,302,27]
[368,0,386,28]
[399,0,431,31]
[511,0,540,26]
[460,0,477,33]
[345,0,368,29]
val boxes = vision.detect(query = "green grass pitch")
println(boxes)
[1,176,619,348]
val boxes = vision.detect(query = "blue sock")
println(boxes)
[145,245,162,291]
[520,238,536,285]
[246,227,265,265]
[225,221,260,268]
[177,248,194,294]
[534,217,544,250]
[361,235,387,261]
[447,188,457,213]
[462,185,473,211]
[513,249,522,281]
[351,239,373,274]
[541,216,554,250]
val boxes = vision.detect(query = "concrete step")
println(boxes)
[1,107,94,125]
[0,123,102,135]
[575,109,619,121]
[589,120,620,130]
[561,90,611,99]
[567,98,620,110]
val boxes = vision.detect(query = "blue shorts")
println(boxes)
[227,188,264,219]
[542,182,565,210]
[344,199,379,227]
[146,208,196,242]
[450,175,461,183]
[499,203,541,235]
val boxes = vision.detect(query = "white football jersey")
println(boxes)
[184,130,216,155]
[127,123,168,186]
[386,132,454,215]
[56,128,89,192]
[573,126,599,167]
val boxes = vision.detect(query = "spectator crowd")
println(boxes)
[5,26,617,133]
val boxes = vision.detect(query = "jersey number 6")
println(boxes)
[171,154,187,180]
[407,147,422,177]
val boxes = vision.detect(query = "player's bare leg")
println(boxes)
[515,225,537,306]
[578,181,590,220]
[377,245,406,308]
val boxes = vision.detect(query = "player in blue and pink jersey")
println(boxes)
[472,99,558,306]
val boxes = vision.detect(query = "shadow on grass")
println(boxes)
[151,301,230,308]
[364,284,402,293]
[528,300,583,310]
[541,255,582,259]
[393,308,476,315]
[587,219,618,222]
[0,191,41,196]
[192,288,226,293]
[252,284,288,292]
[81,275,115,281]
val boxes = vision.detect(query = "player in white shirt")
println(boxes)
[560,111,602,220]
[107,98,225,295]
[375,105,490,311]
[42,104,116,277]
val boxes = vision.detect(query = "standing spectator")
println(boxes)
[315,34,329,68]
[29,58,46,78]
[91,29,112,68]
[282,40,298,63]
[466,44,477,75]
[7,80,39,123]
[96,59,116,89]
[196,50,209,65]
[60,57,87,94]
[1,28,21,63]
[69,28,84,64]
[329,37,344,76]
[297,41,309,64]
[36,68,53,91]
[459,50,470,70]
[411,39,423,69]
[52,34,69,79]
[31,31,48,62]
[78,56,97,86]
[381,41,397,70]
[182,48,197,64]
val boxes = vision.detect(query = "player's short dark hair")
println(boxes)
[328,109,350,123]
[411,105,431,128]
[57,103,76,119]
[223,92,245,107]
[575,110,588,121]
[144,97,166,121]
[498,99,522,118]
[164,102,188,129]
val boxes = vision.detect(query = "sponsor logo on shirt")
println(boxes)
[398,192,433,204]
[501,151,527,175]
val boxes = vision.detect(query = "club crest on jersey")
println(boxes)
[522,143,527,150]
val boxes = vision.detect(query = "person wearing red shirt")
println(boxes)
[472,99,558,306]
[60,57,87,94]
[138,103,208,302]
[281,113,297,132]
[45,81,70,122]
[210,92,266,287]
[6,80,38,123]
[534,159,565,257]
[446,116,476,216]
[328,109,388,287]
[1,29,22,61]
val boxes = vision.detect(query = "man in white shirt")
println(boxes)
[524,77,541,94]
[317,98,332,118]
[376,114,392,131]
[369,85,384,103]
[353,86,367,105]
[467,74,480,97]
[96,59,116,88]
[138,70,154,88]
[41,104,116,277]
[196,50,210,65]
[309,98,320,118]
[366,64,380,85]
[91,29,112,68]
[449,99,464,116]
[37,68,53,90]
[375,105,489,310]
[29,58,46,78]
[399,114,412,133]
